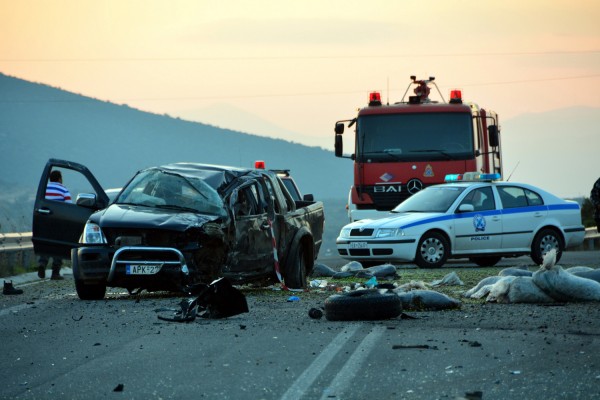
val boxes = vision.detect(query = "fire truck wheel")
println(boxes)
[324,289,402,321]
[415,231,449,268]
[531,228,564,266]
[469,256,502,267]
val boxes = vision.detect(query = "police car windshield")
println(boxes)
[392,186,466,213]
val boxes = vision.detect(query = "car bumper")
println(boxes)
[336,237,418,262]
[73,245,190,291]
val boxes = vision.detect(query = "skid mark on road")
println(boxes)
[280,324,386,400]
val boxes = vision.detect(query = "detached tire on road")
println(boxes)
[324,290,402,321]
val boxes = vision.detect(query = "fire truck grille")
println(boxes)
[357,184,432,211]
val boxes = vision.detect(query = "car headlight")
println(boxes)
[339,227,352,238]
[376,228,402,238]
[81,222,107,244]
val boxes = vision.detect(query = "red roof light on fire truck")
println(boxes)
[254,160,266,169]
[449,90,462,104]
[368,91,382,106]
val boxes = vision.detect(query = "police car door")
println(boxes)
[453,186,503,253]
[497,186,547,251]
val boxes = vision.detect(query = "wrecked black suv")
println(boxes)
[32,159,324,300]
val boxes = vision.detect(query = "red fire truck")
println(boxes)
[335,76,503,221]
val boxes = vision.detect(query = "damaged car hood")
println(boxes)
[91,204,221,231]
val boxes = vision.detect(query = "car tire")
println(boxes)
[72,249,106,300]
[415,231,449,268]
[469,256,502,267]
[324,289,402,321]
[285,242,308,290]
[531,228,564,265]
[75,279,107,300]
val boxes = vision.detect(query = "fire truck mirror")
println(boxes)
[335,134,344,157]
[335,122,345,135]
[488,125,499,147]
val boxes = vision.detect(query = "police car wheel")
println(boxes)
[415,232,449,268]
[531,228,564,265]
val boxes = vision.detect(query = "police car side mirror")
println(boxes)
[457,204,475,213]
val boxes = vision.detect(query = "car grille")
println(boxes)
[104,228,193,249]
[356,184,433,211]
[350,228,374,237]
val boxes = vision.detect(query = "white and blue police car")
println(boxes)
[336,172,586,268]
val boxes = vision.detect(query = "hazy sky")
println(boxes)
[1,1,599,149]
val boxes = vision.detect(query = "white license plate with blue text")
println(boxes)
[349,242,368,249]
[126,264,163,275]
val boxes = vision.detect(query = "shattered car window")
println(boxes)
[116,169,227,217]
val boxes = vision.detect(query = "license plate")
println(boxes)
[126,264,163,275]
[349,242,368,249]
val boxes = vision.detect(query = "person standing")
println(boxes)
[591,177,600,233]
[37,170,72,280]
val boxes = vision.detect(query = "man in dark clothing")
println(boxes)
[591,177,600,233]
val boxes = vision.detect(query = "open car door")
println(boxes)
[32,159,109,259]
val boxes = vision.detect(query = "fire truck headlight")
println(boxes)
[376,228,400,238]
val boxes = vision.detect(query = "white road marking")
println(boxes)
[280,324,361,400]
[319,325,386,399]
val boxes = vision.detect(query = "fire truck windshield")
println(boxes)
[356,112,474,162]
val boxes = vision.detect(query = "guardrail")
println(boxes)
[1,229,598,276]
[0,232,36,276]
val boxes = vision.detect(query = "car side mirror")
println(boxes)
[76,193,97,208]
[334,122,345,135]
[335,134,343,157]
[458,204,474,213]
[488,125,499,147]
[303,194,314,202]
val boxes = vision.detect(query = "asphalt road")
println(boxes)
[1,251,599,400]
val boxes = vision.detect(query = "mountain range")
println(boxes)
[1,72,598,238]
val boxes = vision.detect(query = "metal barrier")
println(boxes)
[0,232,36,276]
[0,228,598,275]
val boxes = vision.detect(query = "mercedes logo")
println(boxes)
[407,179,423,194]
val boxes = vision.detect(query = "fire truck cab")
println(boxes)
[335,76,502,222]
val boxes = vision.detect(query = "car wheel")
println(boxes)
[75,279,107,300]
[531,228,564,265]
[72,249,106,300]
[415,231,449,268]
[324,289,402,321]
[469,256,502,267]
[285,242,307,290]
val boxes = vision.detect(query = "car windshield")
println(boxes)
[115,169,227,217]
[356,112,474,162]
[392,186,466,213]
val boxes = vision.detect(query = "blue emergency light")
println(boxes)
[445,172,501,182]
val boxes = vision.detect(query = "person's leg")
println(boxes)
[37,256,48,279]
[50,258,64,280]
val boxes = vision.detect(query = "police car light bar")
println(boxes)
[445,172,501,182]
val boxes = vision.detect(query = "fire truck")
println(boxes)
[335,76,503,221]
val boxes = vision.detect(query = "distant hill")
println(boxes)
[0,72,352,234]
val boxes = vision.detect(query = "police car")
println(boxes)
[336,172,586,268]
